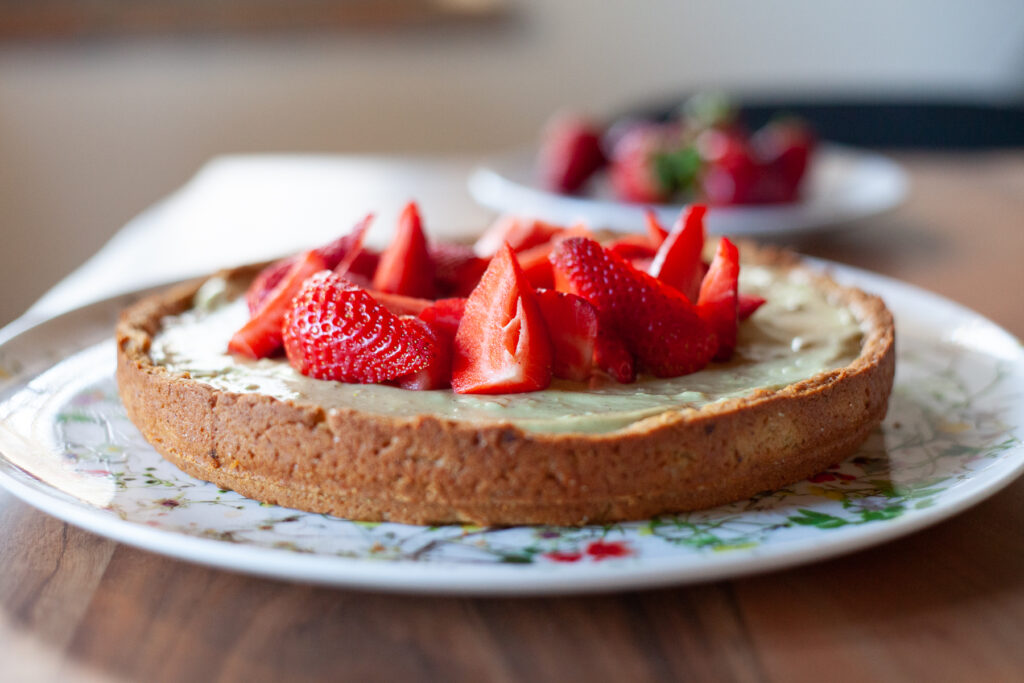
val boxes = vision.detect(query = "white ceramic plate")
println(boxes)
[0,264,1021,596]
[469,144,908,236]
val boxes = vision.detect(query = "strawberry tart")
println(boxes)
[116,203,894,525]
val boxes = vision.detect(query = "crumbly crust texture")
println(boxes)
[115,247,895,525]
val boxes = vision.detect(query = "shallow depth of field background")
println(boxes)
[1,0,1022,326]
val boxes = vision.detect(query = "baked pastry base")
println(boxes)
[116,250,895,526]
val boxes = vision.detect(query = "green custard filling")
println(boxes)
[151,265,862,434]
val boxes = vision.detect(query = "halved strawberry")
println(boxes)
[738,293,766,320]
[246,214,374,315]
[229,250,328,359]
[606,235,658,261]
[535,289,597,382]
[395,298,466,390]
[473,215,563,257]
[593,327,635,383]
[418,297,467,338]
[697,237,740,361]
[550,237,716,378]
[430,242,489,297]
[515,223,594,290]
[644,209,669,247]
[369,290,432,317]
[538,113,606,193]
[649,204,707,303]
[283,271,436,383]
[397,318,452,390]
[372,201,436,299]
[452,243,552,394]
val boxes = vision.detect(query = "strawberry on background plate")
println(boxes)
[549,237,717,378]
[452,243,552,394]
[372,201,436,299]
[537,113,606,194]
[283,271,437,384]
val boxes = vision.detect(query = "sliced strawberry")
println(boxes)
[473,215,563,257]
[697,237,740,361]
[229,250,328,359]
[333,215,373,277]
[397,318,452,390]
[372,201,436,299]
[283,271,436,383]
[644,209,669,247]
[535,289,597,382]
[606,235,658,261]
[452,243,552,394]
[649,204,707,303]
[538,113,606,193]
[515,223,594,290]
[246,214,375,315]
[550,237,716,378]
[418,297,467,338]
[369,290,432,317]
[593,327,635,383]
[738,293,766,321]
[430,242,489,297]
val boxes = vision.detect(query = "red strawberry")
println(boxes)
[369,290,432,317]
[474,215,563,257]
[538,113,606,193]
[644,209,669,247]
[609,126,672,204]
[397,318,452,391]
[283,271,436,383]
[752,118,815,203]
[698,129,760,205]
[738,293,766,320]
[549,237,716,378]
[229,250,328,359]
[515,223,595,290]
[606,235,658,261]
[593,327,635,383]
[418,297,467,338]
[697,237,740,360]
[535,289,597,382]
[452,243,552,394]
[372,201,436,299]
[246,214,374,315]
[649,204,707,303]
[430,242,489,297]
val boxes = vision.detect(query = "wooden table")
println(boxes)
[2,152,1023,682]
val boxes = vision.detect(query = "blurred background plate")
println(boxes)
[469,142,907,236]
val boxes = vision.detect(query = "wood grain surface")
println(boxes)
[2,152,1023,682]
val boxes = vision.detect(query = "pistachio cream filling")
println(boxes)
[150,266,862,434]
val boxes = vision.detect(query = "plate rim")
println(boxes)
[0,263,1022,596]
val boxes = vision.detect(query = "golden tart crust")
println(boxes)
[115,246,895,526]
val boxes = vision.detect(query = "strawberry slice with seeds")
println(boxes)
[246,214,374,315]
[550,237,716,378]
[397,318,452,390]
[369,290,432,317]
[372,201,436,299]
[452,243,552,394]
[697,237,740,361]
[418,297,467,338]
[649,204,707,303]
[535,289,597,382]
[283,271,436,383]
[473,215,563,257]
[515,223,595,290]
[229,250,328,359]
